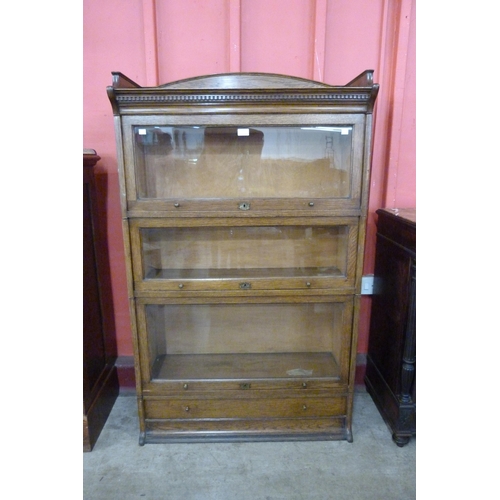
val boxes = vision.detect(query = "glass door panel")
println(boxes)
[133,125,354,200]
[141,225,348,279]
[131,221,357,290]
[143,302,349,381]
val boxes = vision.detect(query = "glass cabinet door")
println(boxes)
[133,125,353,199]
[122,116,366,212]
[130,218,358,291]
[136,298,353,385]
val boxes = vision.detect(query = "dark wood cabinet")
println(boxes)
[107,71,379,444]
[83,150,119,451]
[365,208,416,446]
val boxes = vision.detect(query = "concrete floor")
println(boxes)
[83,390,415,500]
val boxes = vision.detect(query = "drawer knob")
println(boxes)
[308,202,314,207]
[184,406,190,412]
[183,383,189,390]
[178,283,184,289]
[302,405,308,411]
[302,382,308,388]
[174,203,180,208]
[306,282,311,287]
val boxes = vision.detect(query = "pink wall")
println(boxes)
[84,0,416,364]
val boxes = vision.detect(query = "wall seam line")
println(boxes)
[143,0,159,86]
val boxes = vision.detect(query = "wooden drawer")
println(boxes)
[144,396,346,420]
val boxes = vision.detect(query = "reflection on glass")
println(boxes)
[133,126,353,199]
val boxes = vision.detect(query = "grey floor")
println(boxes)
[83,390,415,500]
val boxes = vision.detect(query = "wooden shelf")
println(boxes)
[152,352,340,381]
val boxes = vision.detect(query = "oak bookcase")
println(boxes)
[107,71,378,444]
